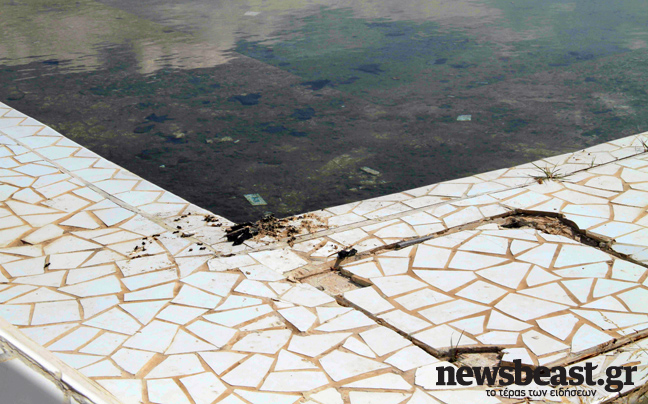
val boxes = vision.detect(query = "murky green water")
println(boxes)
[1,0,648,221]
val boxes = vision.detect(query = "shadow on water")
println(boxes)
[1,0,648,221]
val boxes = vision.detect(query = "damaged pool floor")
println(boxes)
[0,102,648,403]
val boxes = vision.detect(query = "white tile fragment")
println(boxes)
[145,354,204,378]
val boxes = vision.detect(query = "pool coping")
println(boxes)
[1,101,647,404]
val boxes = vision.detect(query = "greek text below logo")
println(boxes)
[435,360,637,393]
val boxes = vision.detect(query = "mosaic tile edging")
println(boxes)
[0,102,238,253]
[0,103,491,404]
[0,102,647,404]
[308,132,648,230]
[0,316,121,404]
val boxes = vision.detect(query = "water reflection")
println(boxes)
[3,0,646,75]
[0,0,647,222]
[0,0,234,73]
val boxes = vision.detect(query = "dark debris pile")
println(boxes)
[225,213,326,246]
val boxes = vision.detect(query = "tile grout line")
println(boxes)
[331,213,648,374]
[296,148,648,241]
[2,129,229,258]
[228,148,648,258]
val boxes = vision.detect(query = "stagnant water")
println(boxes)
[1,0,647,221]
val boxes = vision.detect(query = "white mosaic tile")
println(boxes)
[231,330,292,354]
[315,310,375,332]
[261,371,329,392]
[83,307,141,335]
[288,333,351,357]
[204,305,273,327]
[275,350,318,370]
[494,294,568,321]
[147,379,191,404]
[181,372,228,404]
[222,354,274,387]
[145,354,204,378]
[123,320,178,353]
[31,300,80,325]
[156,304,207,324]
[360,327,411,356]
[319,350,389,381]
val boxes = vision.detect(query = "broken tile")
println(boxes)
[145,354,204,378]
[180,372,228,404]
[147,379,191,404]
[84,307,141,335]
[222,354,274,387]
[288,333,351,357]
[186,320,237,348]
[231,329,292,354]
[343,287,394,314]
[319,350,389,381]
[156,305,207,325]
[198,352,247,375]
[123,320,178,353]
[261,371,329,392]
[385,345,438,371]
[278,306,317,332]
[32,300,80,325]
[494,294,568,321]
